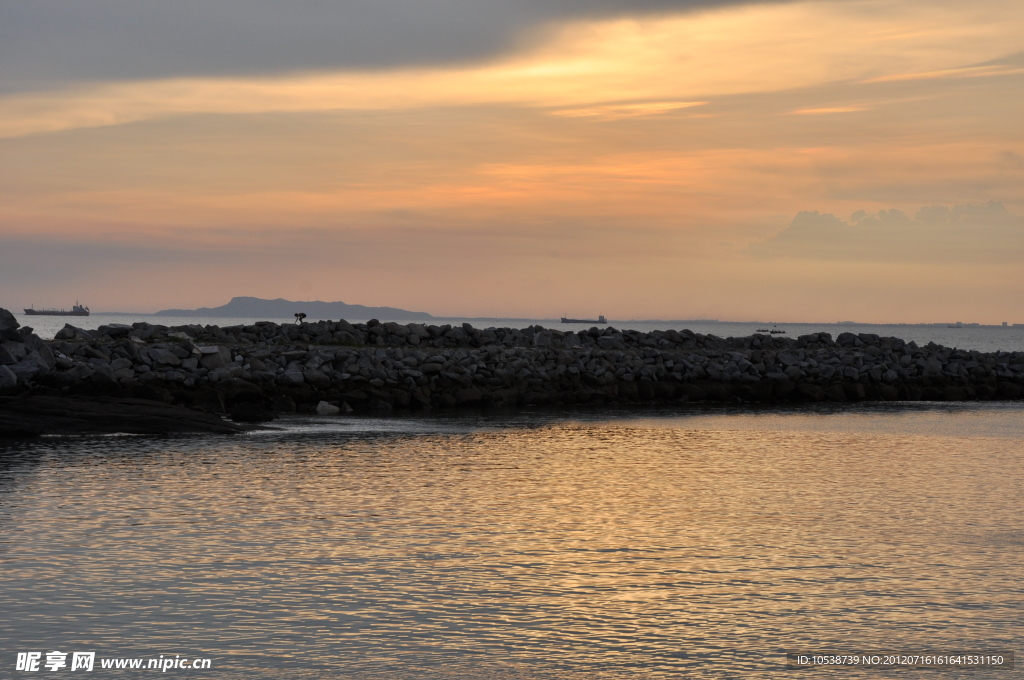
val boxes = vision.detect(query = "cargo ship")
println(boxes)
[561,315,607,324]
[23,302,90,317]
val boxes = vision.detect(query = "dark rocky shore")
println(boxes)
[2,307,1023,435]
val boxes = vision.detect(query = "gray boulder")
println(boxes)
[0,342,27,365]
[303,368,331,389]
[0,308,19,334]
[55,324,94,341]
[11,355,49,382]
[777,352,801,367]
[923,358,943,377]
[316,400,341,415]
[97,324,133,338]
[90,363,117,384]
[148,348,181,367]
[277,367,305,386]
[209,364,243,381]
[198,346,231,370]
[406,323,431,339]
[0,365,17,390]
[22,334,56,369]
[597,334,625,350]
[110,357,133,371]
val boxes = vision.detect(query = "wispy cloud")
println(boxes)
[550,101,706,120]
[2,0,1023,138]
[860,64,1024,83]
[791,106,866,115]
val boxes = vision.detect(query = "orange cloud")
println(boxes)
[550,101,707,120]
[791,107,866,115]
[2,0,1023,137]
[861,64,1024,83]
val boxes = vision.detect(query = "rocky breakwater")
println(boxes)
[0,308,249,435]
[2,310,1023,430]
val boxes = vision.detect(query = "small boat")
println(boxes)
[756,328,770,333]
[769,327,786,334]
[23,302,90,317]
[561,315,606,323]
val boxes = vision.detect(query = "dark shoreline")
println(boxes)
[2,308,1023,436]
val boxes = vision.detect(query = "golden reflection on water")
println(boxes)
[1,405,1022,678]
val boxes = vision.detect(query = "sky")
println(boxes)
[1,0,1023,322]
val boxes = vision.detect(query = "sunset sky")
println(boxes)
[2,0,1023,322]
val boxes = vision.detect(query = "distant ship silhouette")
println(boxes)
[561,315,607,324]
[24,302,90,317]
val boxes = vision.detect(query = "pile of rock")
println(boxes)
[0,309,57,391]
[2,311,1023,421]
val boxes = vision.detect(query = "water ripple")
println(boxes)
[1,404,1022,677]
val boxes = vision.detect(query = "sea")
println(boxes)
[1,404,1021,678]
[3,310,1022,676]
[14,312,1024,353]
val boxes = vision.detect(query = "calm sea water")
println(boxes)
[1,404,1021,678]
[15,312,1024,353]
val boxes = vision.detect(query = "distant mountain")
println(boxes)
[154,296,434,321]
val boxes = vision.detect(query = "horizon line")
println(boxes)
[49,311,1024,328]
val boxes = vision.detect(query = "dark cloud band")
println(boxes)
[1,0,777,91]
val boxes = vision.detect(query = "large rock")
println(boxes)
[22,334,56,369]
[0,308,19,331]
[89,363,117,384]
[55,324,95,341]
[110,357,133,371]
[97,323,133,338]
[10,354,50,382]
[277,367,305,386]
[209,364,244,381]
[303,368,331,389]
[197,346,231,370]
[923,358,944,377]
[0,365,17,391]
[148,348,182,367]
[215,376,262,403]
[316,400,341,415]
[0,342,27,365]
[597,334,626,350]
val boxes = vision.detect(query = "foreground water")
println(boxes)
[1,405,1021,678]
